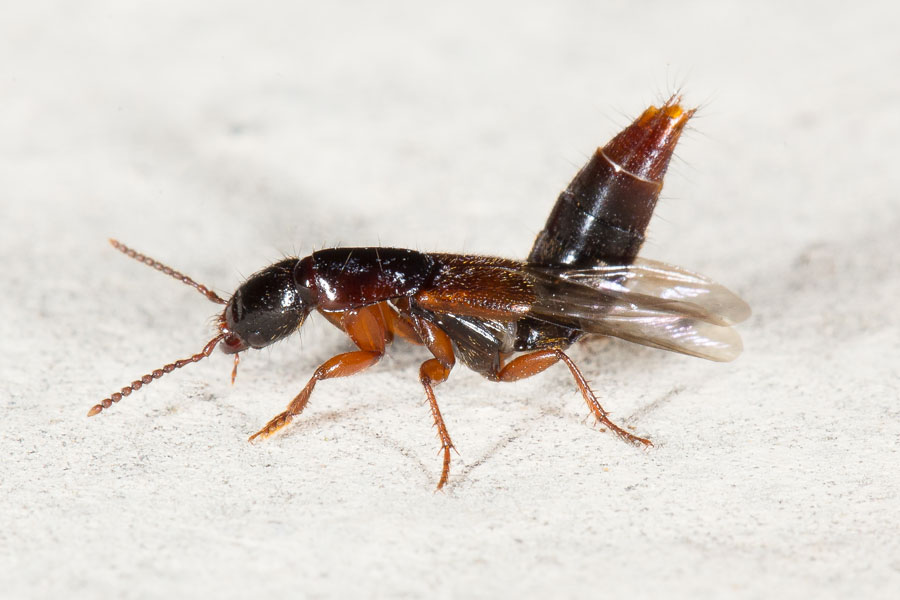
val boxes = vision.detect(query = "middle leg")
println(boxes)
[412,316,458,490]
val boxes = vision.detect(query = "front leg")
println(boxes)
[249,349,383,441]
[249,306,387,441]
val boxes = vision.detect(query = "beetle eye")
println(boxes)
[231,290,243,321]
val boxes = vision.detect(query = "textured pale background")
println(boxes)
[2,1,898,599]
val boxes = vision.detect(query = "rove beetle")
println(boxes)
[90,98,749,489]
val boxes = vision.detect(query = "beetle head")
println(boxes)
[220,259,316,353]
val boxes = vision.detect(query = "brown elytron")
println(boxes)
[91,97,749,490]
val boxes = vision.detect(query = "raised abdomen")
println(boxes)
[529,99,694,267]
[517,99,694,351]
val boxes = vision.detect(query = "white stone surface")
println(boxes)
[2,1,898,598]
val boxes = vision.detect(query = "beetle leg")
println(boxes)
[381,301,423,345]
[249,306,387,441]
[498,349,651,447]
[412,317,457,490]
[248,350,383,441]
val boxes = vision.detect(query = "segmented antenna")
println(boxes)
[87,334,225,417]
[109,239,227,305]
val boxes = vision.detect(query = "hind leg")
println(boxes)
[498,348,651,446]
